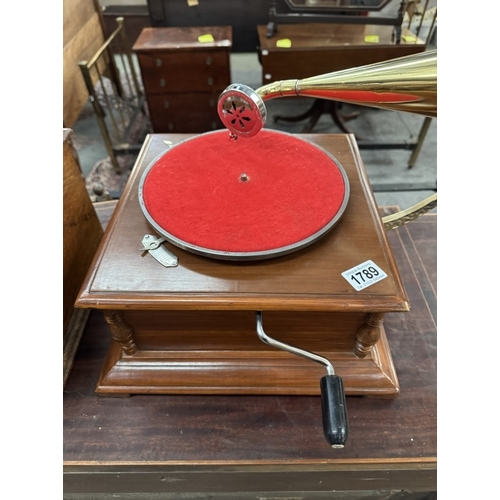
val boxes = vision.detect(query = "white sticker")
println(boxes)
[341,260,387,291]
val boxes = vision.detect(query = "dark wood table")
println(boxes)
[63,193,436,496]
[257,23,426,83]
[256,23,432,168]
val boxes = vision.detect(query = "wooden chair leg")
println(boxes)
[275,99,361,135]
[274,99,321,124]
[329,102,354,134]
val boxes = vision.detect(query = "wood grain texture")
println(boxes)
[258,23,426,82]
[63,0,98,48]
[73,133,409,395]
[132,27,232,133]
[137,51,230,93]
[63,209,436,494]
[63,129,103,334]
[63,8,105,127]
[76,134,408,311]
[94,313,399,396]
[63,129,104,384]
[132,26,233,52]
[144,92,222,132]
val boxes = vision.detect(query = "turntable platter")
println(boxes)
[139,129,349,260]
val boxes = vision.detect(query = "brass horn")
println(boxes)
[216,49,437,448]
[217,49,437,138]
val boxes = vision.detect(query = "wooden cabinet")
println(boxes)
[75,133,409,397]
[133,26,232,133]
[63,128,104,385]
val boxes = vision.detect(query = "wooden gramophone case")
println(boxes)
[76,132,408,397]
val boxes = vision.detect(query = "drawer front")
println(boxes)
[137,51,230,93]
[146,92,222,133]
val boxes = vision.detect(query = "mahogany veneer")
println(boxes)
[64,210,436,495]
[75,133,409,396]
[258,23,426,83]
[132,26,232,133]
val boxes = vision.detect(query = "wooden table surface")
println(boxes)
[63,204,436,496]
[257,23,426,82]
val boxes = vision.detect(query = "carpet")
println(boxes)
[85,152,138,201]
[82,74,152,201]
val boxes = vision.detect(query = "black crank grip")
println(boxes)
[320,374,349,448]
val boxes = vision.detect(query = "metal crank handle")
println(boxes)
[320,373,348,449]
[255,311,348,448]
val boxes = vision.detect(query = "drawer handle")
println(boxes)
[256,311,348,449]
[155,58,162,67]
[207,77,214,86]
[159,78,166,87]
[163,100,169,109]
[206,56,212,65]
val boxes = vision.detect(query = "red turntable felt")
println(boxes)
[138,129,349,260]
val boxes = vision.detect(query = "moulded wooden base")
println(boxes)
[96,323,399,397]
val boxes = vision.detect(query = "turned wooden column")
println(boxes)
[103,310,138,355]
[354,312,384,358]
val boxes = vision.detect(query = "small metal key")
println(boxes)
[141,234,178,268]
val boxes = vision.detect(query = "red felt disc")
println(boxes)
[139,129,349,259]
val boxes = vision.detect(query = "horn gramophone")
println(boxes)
[218,49,436,137]
[76,50,437,450]
[214,49,437,447]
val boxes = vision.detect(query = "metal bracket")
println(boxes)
[141,234,178,268]
[382,193,437,230]
[255,311,334,375]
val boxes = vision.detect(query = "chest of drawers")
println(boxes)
[133,26,232,133]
